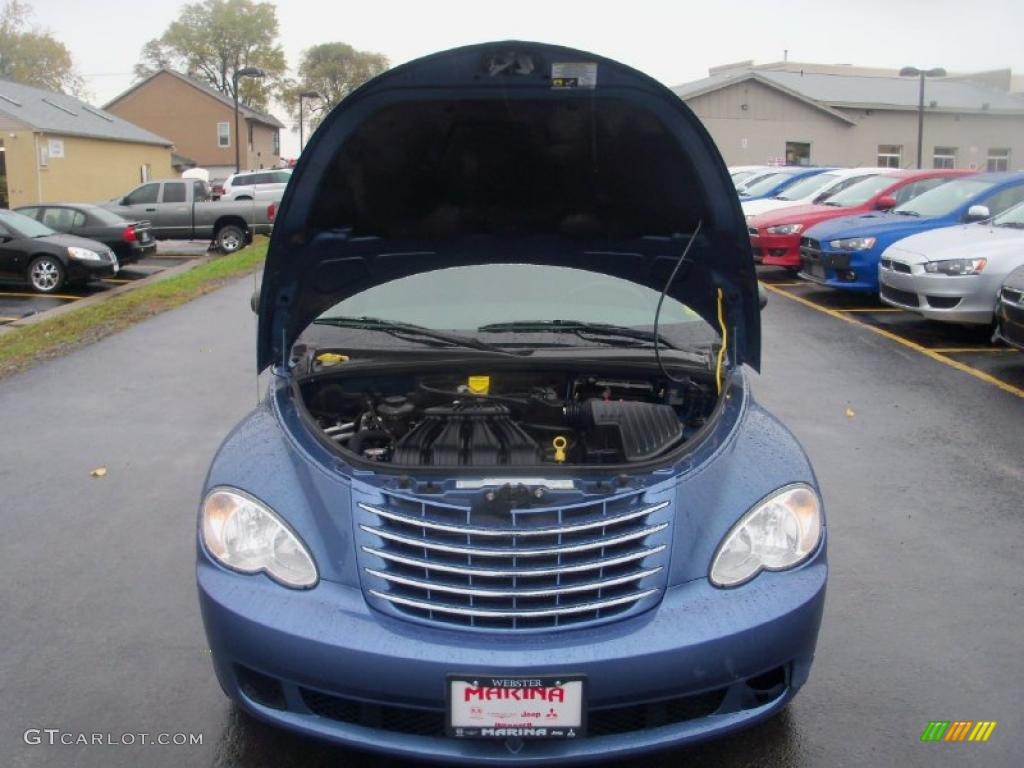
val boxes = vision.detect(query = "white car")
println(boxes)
[741,167,887,218]
[879,201,1024,325]
[221,169,292,201]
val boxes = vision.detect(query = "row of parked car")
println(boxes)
[732,165,1024,352]
[0,175,281,293]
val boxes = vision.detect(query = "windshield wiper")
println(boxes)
[892,209,920,217]
[995,221,1024,228]
[313,316,531,356]
[478,320,686,349]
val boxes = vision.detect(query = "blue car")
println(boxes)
[799,172,1024,293]
[198,42,827,765]
[737,166,833,201]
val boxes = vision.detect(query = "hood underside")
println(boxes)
[258,41,759,371]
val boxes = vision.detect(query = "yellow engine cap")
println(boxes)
[467,375,490,395]
[316,352,349,366]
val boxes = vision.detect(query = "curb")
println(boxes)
[1,255,216,333]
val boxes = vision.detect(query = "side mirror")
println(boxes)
[965,204,990,222]
[758,284,768,311]
[875,195,897,210]
[121,197,130,206]
[250,289,260,314]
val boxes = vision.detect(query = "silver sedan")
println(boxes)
[879,202,1024,324]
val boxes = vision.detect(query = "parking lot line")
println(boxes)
[762,282,1024,400]
[102,278,133,284]
[0,316,18,322]
[0,291,82,301]
[930,347,1019,354]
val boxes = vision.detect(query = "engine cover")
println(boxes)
[393,402,540,466]
[568,399,684,462]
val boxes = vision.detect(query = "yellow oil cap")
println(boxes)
[467,375,491,395]
[552,436,568,463]
[316,352,349,366]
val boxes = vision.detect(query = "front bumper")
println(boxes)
[995,288,1024,349]
[878,261,1000,324]
[198,548,826,764]
[798,239,877,292]
[749,232,801,268]
[65,257,117,282]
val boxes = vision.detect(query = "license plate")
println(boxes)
[447,675,585,739]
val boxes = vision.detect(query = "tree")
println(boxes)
[0,0,84,95]
[281,42,388,138]
[135,0,285,112]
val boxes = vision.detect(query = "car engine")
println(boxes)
[301,366,717,468]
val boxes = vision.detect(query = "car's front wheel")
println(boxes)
[216,225,246,254]
[28,255,66,293]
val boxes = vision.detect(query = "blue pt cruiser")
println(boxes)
[197,42,827,764]
[799,172,1024,293]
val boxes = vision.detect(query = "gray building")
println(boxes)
[672,61,1024,171]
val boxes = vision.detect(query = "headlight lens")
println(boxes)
[67,246,102,261]
[710,484,822,588]
[765,223,804,235]
[923,257,987,275]
[201,488,317,588]
[828,237,876,251]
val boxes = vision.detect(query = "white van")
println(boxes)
[221,169,292,201]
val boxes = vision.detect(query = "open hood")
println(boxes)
[258,42,759,371]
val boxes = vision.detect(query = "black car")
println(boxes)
[15,203,156,265]
[995,264,1024,351]
[0,209,118,293]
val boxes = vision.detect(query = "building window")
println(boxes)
[987,148,1010,172]
[785,142,811,166]
[933,146,957,169]
[877,145,902,168]
[272,128,280,156]
[248,122,254,152]
[217,122,230,148]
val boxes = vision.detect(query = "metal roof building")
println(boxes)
[671,62,1024,170]
[0,79,173,207]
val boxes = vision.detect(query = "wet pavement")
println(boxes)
[0,254,196,326]
[1,275,1021,767]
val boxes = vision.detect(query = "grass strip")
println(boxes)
[0,241,267,379]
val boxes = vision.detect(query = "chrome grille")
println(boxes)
[355,491,673,631]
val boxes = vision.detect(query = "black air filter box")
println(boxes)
[567,399,683,462]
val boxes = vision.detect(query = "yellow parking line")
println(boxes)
[762,281,804,287]
[0,316,19,322]
[931,347,1018,354]
[102,278,132,284]
[762,282,1024,400]
[0,291,81,300]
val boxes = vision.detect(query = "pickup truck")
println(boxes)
[104,178,275,253]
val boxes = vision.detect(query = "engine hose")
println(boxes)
[348,430,393,455]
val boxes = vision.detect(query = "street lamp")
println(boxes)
[298,90,320,153]
[899,66,947,169]
[233,66,266,173]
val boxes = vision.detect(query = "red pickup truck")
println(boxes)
[747,169,973,270]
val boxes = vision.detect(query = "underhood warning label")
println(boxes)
[552,62,597,89]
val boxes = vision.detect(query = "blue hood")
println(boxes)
[805,211,944,242]
[257,41,759,371]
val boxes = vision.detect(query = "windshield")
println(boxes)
[992,201,1024,227]
[313,264,715,350]
[0,209,56,238]
[893,179,995,217]
[775,173,839,201]
[821,175,898,207]
[739,172,792,197]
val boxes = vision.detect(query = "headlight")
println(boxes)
[923,257,987,276]
[709,484,822,588]
[67,246,102,261]
[201,488,318,588]
[765,223,804,235]
[828,237,876,251]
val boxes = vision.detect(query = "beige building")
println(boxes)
[105,69,284,179]
[0,79,173,208]
[673,61,1024,171]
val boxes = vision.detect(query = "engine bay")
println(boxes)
[300,365,718,468]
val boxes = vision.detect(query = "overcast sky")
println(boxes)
[30,0,1024,158]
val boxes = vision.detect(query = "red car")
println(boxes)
[747,169,974,269]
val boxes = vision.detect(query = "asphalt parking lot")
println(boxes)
[1,274,1021,768]
[0,252,199,326]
